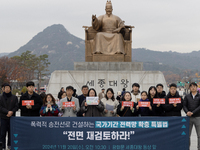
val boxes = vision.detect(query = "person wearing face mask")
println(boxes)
[163,83,183,116]
[0,83,18,150]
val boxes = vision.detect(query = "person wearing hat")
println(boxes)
[131,83,141,103]
[0,83,19,150]
[183,82,200,150]
[98,88,105,100]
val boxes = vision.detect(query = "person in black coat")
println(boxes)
[136,91,153,116]
[156,83,166,98]
[117,92,137,117]
[0,83,18,149]
[163,83,183,116]
[148,86,165,116]
[19,81,43,116]
[57,87,65,99]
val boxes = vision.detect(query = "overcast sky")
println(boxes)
[0,0,200,53]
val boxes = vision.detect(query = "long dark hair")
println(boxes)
[87,88,97,97]
[122,91,132,101]
[147,86,157,99]
[44,93,56,105]
[105,88,115,101]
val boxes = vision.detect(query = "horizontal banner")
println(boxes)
[11,117,189,150]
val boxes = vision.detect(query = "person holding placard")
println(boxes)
[60,86,80,117]
[136,91,153,116]
[156,84,166,98]
[101,88,119,117]
[163,83,183,116]
[19,81,43,116]
[40,94,60,116]
[81,88,104,117]
[183,82,200,150]
[0,83,18,150]
[148,86,165,116]
[117,92,137,117]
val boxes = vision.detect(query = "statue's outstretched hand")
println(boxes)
[92,15,96,21]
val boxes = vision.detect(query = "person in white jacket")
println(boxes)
[131,83,141,103]
[101,88,119,117]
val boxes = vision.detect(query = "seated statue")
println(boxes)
[92,0,125,55]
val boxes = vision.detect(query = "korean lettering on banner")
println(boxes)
[98,79,106,88]
[138,102,150,107]
[169,98,181,104]
[11,116,189,150]
[86,80,95,87]
[122,101,134,107]
[153,98,165,104]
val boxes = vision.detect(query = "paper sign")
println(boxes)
[153,98,165,104]
[122,101,134,107]
[106,104,114,111]
[63,101,75,107]
[138,101,150,107]
[22,100,34,106]
[86,97,99,105]
[169,98,181,104]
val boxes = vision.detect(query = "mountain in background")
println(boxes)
[0,53,9,57]
[8,24,85,72]
[7,24,200,75]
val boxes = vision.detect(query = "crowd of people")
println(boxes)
[0,81,200,150]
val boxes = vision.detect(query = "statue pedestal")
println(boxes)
[74,62,143,71]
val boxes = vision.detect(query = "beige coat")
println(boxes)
[101,98,119,117]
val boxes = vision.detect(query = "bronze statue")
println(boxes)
[83,0,134,62]
[92,0,125,55]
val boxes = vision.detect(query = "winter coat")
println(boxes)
[81,99,104,117]
[0,92,19,119]
[117,101,137,117]
[60,96,80,117]
[163,91,183,116]
[183,93,200,117]
[40,102,60,116]
[136,99,153,116]
[19,91,43,116]
[101,98,119,117]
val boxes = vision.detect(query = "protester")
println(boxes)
[57,87,65,99]
[77,85,89,117]
[136,91,153,116]
[156,83,166,98]
[61,92,66,99]
[116,91,122,102]
[101,88,119,117]
[40,94,60,116]
[183,82,200,150]
[40,92,46,101]
[117,91,137,117]
[19,81,43,116]
[81,88,104,117]
[148,86,164,116]
[163,83,183,116]
[60,86,80,117]
[72,89,78,98]
[98,88,105,100]
[0,83,5,95]
[0,83,18,150]
[121,88,126,96]
[131,83,141,103]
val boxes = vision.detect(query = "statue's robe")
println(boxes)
[92,14,125,55]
